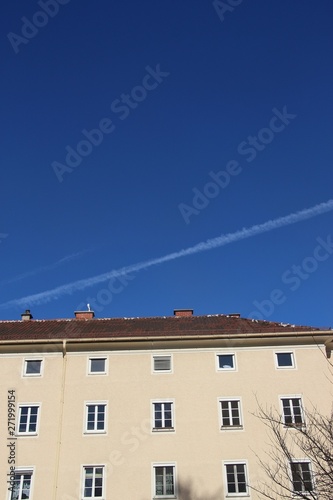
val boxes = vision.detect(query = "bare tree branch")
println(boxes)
[251,397,333,500]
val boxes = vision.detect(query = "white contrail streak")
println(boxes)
[0,250,90,286]
[1,199,332,309]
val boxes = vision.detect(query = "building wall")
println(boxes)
[0,340,332,499]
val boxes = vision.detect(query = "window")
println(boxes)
[224,463,248,495]
[18,406,39,435]
[83,466,104,498]
[276,352,294,368]
[220,400,242,428]
[24,360,42,376]
[281,397,304,426]
[10,471,33,500]
[89,358,107,374]
[85,404,106,433]
[153,402,173,430]
[290,461,314,493]
[153,356,172,373]
[154,465,175,497]
[217,354,235,370]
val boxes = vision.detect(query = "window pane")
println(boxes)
[84,467,94,497]
[236,465,246,492]
[154,403,162,427]
[226,464,247,494]
[282,399,292,423]
[226,465,236,492]
[87,407,95,430]
[155,466,174,495]
[165,414,172,427]
[291,462,313,492]
[277,352,293,366]
[164,403,172,427]
[165,467,174,494]
[90,359,106,372]
[221,401,230,425]
[26,360,41,374]
[11,473,32,500]
[218,355,234,369]
[302,464,313,491]
[155,467,164,494]
[95,468,103,496]
[291,463,302,491]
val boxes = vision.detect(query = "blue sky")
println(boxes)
[1,0,332,327]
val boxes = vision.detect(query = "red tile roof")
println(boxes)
[0,314,324,341]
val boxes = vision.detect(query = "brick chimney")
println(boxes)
[174,309,193,317]
[21,309,33,321]
[74,310,95,320]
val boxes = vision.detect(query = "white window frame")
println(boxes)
[84,402,107,434]
[17,404,40,436]
[88,357,108,375]
[152,462,176,498]
[152,400,175,431]
[290,459,314,494]
[219,398,243,429]
[275,351,295,369]
[223,461,249,497]
[280,396,305,427]
[152,355,172,374]
[8,467,34,500]
[23,358,43,377]
[216,353,236,371]
[82,465,105,499]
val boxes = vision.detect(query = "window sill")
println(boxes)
[221,425,243,430]
[153,496,177,499]
[84,431,107,435]
[226,495,250,498]
[152,428,175,432]
[17,433,38,437]
[284,423,305,429]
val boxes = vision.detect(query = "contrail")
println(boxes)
[1,199,332,309]
[0,250,90,286]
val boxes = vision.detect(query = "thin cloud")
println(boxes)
[0,250,90,286]
[1,199,332,309]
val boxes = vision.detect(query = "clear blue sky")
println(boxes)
[1,1,332,327]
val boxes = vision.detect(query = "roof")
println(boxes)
[0,314,325,342]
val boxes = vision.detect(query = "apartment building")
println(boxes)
[0,308,332,500]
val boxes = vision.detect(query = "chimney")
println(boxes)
[74,310,95,320]
[21,309,33,321]
[174,309,193,317]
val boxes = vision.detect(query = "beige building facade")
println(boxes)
[0,309,332,499]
